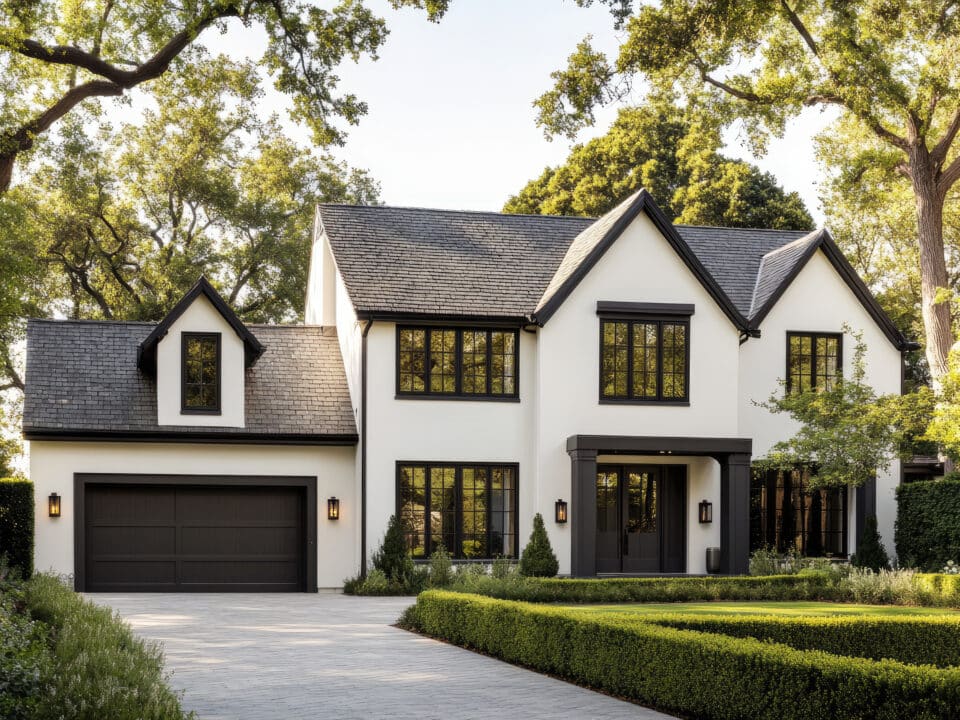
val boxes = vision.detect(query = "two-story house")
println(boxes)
[24,190,911,591]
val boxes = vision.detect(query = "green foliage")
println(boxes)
[491,555,516,580]
[843,568,917,605]
[372,514,415,588]
[757,329,934,489]
[851,516,891,571]
[0,581,46,720]
[749,546,803,576]
[518,513,559,578]
[23,574,193,719]
[896,479,960,571]
[0,478,33,578]
[506,98,812,230]
[409,591,960,719]
[926,349,960,460]
[428,546,453,588]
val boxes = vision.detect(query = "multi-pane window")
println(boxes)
[600,318,689,401]
[181,333,220,413]
[749,466,848,557]
[397,327,518,398]
[787,332,842,392]
[398,463,518,559]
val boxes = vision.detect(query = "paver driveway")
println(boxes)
[95,593,674,720]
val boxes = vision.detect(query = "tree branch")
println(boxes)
[1,347,24,393]
[779,0,820,57]
[938,154,960,196]
[931,107,960,167]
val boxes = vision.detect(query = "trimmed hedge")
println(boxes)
[631,612,960,667]
[0,478,33,577]
[447,573,840,603]
[409,591,960,720]
[915,573,960,606]
[896,479,960,571]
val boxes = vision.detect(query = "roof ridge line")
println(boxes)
[318,203,598,221]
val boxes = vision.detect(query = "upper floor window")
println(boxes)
[182,332,221,414]
[787,332,842,393]
[397,326,518,399]
[599,317,689,403]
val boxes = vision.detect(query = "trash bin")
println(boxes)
[706,547,722,574]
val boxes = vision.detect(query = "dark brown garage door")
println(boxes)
[83,483,306,592]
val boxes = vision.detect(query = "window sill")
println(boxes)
[599,399,690,407]
[395,394,520,403]
[180,408,223,415]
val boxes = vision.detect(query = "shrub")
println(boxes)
[372,514,414,587]
[842,568,917,605]
[491,555,516,580]
[896,479,960,571]
[409,591,960,720]
[341,574,364,595]
[0,588,47,720]
[518,513,558,577]
[428,547,454,588]
[0,478,33,578]
[24,574,194,719]
[852,515,891,571]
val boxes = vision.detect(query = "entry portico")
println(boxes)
[567,435,752,577]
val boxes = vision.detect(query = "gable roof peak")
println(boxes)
[137,276,265,374]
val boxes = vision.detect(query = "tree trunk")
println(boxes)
[910,148,954,385]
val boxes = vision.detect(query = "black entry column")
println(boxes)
[569,447,598,577]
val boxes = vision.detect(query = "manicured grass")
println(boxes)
[569,600,959,617]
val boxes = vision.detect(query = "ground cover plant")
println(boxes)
[0,568,194,720]
[402,590,960,720]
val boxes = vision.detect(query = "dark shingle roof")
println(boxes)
[23,320,356,441]
[749,231,823,317]
[319,204,593,318]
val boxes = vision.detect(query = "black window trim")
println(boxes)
[785,331,844,393]
[598,314,691,405]
[181,331,222,415]
[395,325,520,401]
[395,460,520,561]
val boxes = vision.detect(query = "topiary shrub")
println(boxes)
[896,479,960,570]
[518,513,558,578]
[852,515,890,571]
[0,478,33,578]
[371,514,414,587]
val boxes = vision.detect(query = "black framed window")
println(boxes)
[181,332,221,414]
[749,466,848,557]
[398,462,518,559]
[600,318,689,402]
[397,327,518,399]
[787,332,842,393]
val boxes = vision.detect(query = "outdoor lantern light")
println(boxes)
[555,499,568,524]
[48,492,61,518]
[327,496,340,521]
[698,499,713,524]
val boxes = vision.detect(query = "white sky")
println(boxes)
[197,0,835,223]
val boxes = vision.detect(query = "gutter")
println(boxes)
[360,318,373,578]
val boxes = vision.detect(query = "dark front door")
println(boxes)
[84,483,305,592]
[596,465,686,574]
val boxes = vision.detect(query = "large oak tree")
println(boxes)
[540,1,960,383]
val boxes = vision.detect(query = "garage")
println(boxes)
[75,474,317,592]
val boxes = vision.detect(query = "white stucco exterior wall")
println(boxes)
[304,224,337,328]
[155,295,245,428]
[536,212,743,573]
[30,441,359,589]
[738,249,904,555]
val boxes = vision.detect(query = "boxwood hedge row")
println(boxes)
[0,478,33,578]
[409,591,960,720]
[625,612,960,667]
[897,479,960,571]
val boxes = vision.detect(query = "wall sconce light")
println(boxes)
[555,499,568,524]
[48,492,61,518]
[327,496,340,521]
[698,500,713,524]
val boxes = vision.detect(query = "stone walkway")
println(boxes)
[94,593,674,719]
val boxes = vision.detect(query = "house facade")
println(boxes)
[24,190,911,591]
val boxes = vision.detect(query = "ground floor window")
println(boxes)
[749,465,848,557]
[397,462,517,559]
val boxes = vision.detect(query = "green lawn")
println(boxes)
[568,600,958,617]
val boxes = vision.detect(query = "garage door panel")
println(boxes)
[83,481,305,592]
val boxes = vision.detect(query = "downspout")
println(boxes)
[360,318,373,578]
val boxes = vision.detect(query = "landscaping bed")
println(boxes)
[0,570,194,720]
[404,589,960,720]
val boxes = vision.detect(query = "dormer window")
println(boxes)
[182,332,221,414]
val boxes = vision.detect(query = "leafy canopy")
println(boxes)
[758,328,934,489]
[505,97,813,230]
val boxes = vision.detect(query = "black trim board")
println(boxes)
[597,301,695,317]
[534,190,749,332]
[73,473,318,593]
[180,332,222,415]
[567,435,752,457]
[749,231,913,351]
[25,429,358,445]
[138,277,264,374]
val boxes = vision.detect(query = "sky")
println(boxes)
[200,0,837,223]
